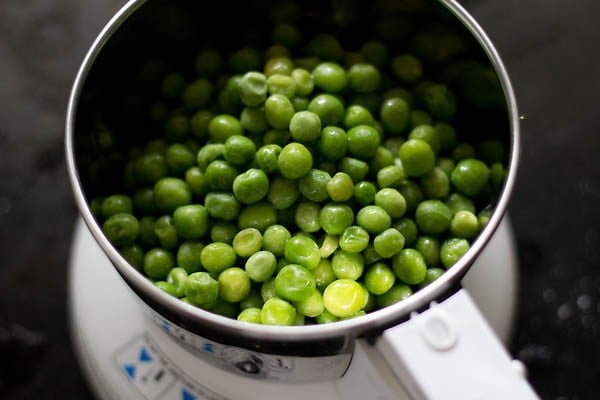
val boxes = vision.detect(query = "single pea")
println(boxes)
[240,288,264,310]
[435,122,457,152]
[262,128,290,146]
[339,226,370,253]
[229,46,262,73]
[418,268,445,289]
[218,267,251,303]
[267,74,296,97]
[409,109,433,129]
[450,210,480,239]
[323,279,366,318]
[299,169,331,202]
[291,96,309,111]
[233,169,270,204]
[166,267,188,297]
[289,111,322,142]
[343,105,374,131]
[210,222,238,244]
[137,216,159,248]
[278,142,313,179]
[440,238,470,268]
[318,203,354,235]
[275,264,316,302]
[370,146,395,173]
[143,248,175,280]
[436,157,455,177]
[184,272,219,308]
[364,262,396,295]
[284,235,320,270]
[391,54,423,84]
[423,83,457,119]
[134,153,168,186]
[478,208,493,230]
[375,188,407,219]
[392,249,427,285]
[262,225,291,257]
[353,181,377,206]
[420,167,450,200]
[237,307,262,324]
[176,241,205,274]
[317,126,348,161]
[415,236,441,267]
[204,192,240,222]
[264,57,294,77]
[208,114,244,143]
[316,309,340,324]
[155,281,178,297]
[260,278,277,302]
[360,41,388,67]
[409,124,441,156]
[308,94,345,126]
[356,205,391,234]
[477,140,505,164]
[238,71,268,107]
[173,204,208,240]
[319,234,339,259]
[312,62,347,93]
[267,176,300,209]
[380,97,410,135]
[101,194,133,220]
[415,199,452,235]
[200,242,237,274]
[221,75,244,112]
[232,228,263,258]
[154,177,192,214]
[393,217,418,248]
[119,244,144,270]
[374,228,405,258]
[204,160,240,191]
[338,157,369,182]
[211,297,240,318]
[260,298,296,326]
[103,213,139,246]
[182,79,213,110]
[326,172,354,202]
[376,165,403,189]
[223,135,256,166]
[307,33,343,61]
[291,68,314,97]
[264,94,295,129]
[490,162,506,192]
[154,215,179,250]
[450,158,490,196]
[446,192,476,216]
[399,139,435,177]
[184,167,209,197]
[240,106,269,134]
[255,144,281,174]
[347,125,381,159]
[452,143,476,162]
[310,259,335,292]
[295,201,321,233]
[237,202,277,232]
[161,72,186,100]
[383,87,414,107]
[196,143,224,171]
[375,284,412,308]
[347,63,381,93]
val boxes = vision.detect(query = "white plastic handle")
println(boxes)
[376,289,540,399]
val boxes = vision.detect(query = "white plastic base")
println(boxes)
[68,218,518,400]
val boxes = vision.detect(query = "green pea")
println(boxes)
[435,122,457,152]
[291,68,314,97]
[275,264,316,302]
[210,222,238,244]
[143,248,174,280]
[194,49,222,77]
[393,217,418,247]
[319,234,339,259]
[237,202,277,232]
[415,236,441,267]
[326,172,354,202]
[154,215,179,250]
[255,144,281,174]
[338,157,369,182]
[316,309,340,324]
[260,278,277,302]
[409,124,441,156]
[423,83,457,119]
[391,54,422,84]
[415,199,452,235]
[319,203,354,236]
[307,33,343,61]
[440,238,470,268]
[450,210,480,239]
[264,57,294,77]
[238,307,262,324]
[399,139,435,177]
[295,202,321,233]
[312,62,347,93]
[184,167,209,197]
[353,181,377,206]
[370,146,395,173]
[137,216,159,248]
[233,168,270,204]
[392,249,427,285]
[219,267,251,303]
[182,79,213,110]
[347,125,381,158]
[155,281,178,297]
[375,284,412,308]
[173,204,208,240]
[380,97,410,135]
[161,72,186,100]
[267,74,296,98]
[260,298,296,326]
[200,242,236,274]
[267,176,300,210]
[418,268,445,289]
[420,167,450,200]
[238,71,268,107]
[452,143,476,162]
[360,41,389,67]
[364,262,396,295]
[278,143,313,179]
[166,267,188,297]
[339,226,370,253]
[375,188,407,219]
[323,279,365,318]
[176,241,205,274]
[184,272,219,308]
[347,63,381,93]
[446,192,476,215]
[119,244,144,270]
[204,160,240,191]
[289,111,322,142]
[374,228,405,258]
[264,94,295,129]
[204,192,240,221]
[299,169,331,202]
[262,225,291,257]
[284,235,320,270]
[317,126,348,161]
[308,94,345,126]
[409,110,433,129]
[356,205,391,234]
[223,135,256,166]
[232,228,263,258]
[240,106,269,134]
[208,114,244,143]
[450,158,490,196]
[133,153,168,186]
[196,143,224,171]
[240,288,264,310]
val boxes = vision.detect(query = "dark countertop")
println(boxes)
[0,0,598,399]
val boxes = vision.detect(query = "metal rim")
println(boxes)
[65,0,520,343]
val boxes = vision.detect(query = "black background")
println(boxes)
[0,0,598,399]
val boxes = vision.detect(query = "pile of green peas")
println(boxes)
[92,23,507,326]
